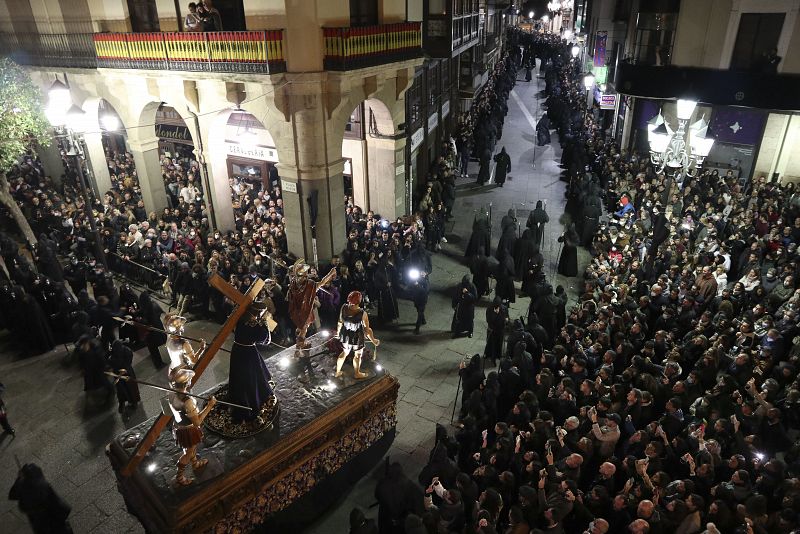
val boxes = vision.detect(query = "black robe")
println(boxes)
[19,291,56,355]
[9,464,72,534]
[493,150,511,185]
[108,340,141,405]
[470,254,491,297]
[465,218,491,258]
[527,202,549,247]
[451,279,477,335]
[557,228,579,277]
[513,229,538,279]
[494,252,516,303]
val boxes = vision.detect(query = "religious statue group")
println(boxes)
[157,258,379,486]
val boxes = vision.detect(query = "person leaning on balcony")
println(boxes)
[184,2,202,32]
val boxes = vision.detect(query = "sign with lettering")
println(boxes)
[442,100,450,119]
[410,127,424,152]
[396,165,404,176]
[281,180,297,193]
[155,124,192,143]
[225,143,278,162]
[599,94,617,109]
[427,112,438,134]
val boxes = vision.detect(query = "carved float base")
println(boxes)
[106,333,398,533]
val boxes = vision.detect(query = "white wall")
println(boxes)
[776,114,800,183]
[342,138,368,208]
[754,113,790,179]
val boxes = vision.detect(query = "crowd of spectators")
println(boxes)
[364,29,800,534]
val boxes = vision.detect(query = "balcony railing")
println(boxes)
[0,32,97,68]
[323,22,423,70]
[452,13,480,50]
[93,30,286,73]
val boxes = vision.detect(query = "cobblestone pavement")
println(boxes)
[0,66,588,533]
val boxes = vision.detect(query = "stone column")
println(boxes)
[366,136,406,219]
[278,161,346,263]
[37,130,65,187]
[81,131,112,196]
[275,83,347,263]
[201,145,235,233]
[128,138,169,214]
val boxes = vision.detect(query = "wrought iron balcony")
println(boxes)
[323,22,423,70]
[93,30,286,73]
[0,30,285,74]
[0,32,97,69]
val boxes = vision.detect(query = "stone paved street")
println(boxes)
[0,63,588,533]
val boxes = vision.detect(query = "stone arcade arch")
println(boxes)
[204,107,283,233]
[341,97,404,220]
[128,101,197,215]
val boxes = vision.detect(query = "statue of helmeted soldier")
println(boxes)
[335,291,380,379]
[163,313,205,381]
[166,368,216,486]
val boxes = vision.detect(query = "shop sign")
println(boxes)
[442,100,450,119]
[600,94,617,109]
[281,180,297,193]
[410,127,424,152]
[396,165,404,176]
[225,142,278,162]
[155,124,192,143]
[427,112,438,134]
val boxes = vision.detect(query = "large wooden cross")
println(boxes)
[121,274,266,476]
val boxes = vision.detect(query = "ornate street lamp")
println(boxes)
[647,99,715,179]
[46,80,108,268]
[582,73,595,120]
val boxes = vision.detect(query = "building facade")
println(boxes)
[578,0,800,183]
[0,0,431,261]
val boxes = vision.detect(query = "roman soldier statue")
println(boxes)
[166,368,216,486]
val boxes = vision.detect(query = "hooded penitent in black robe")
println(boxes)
[469,248,491,297]
[451,275,477,336]
[513,229,537,279]
[557,224,579,277]
[465,218,491,258]
[496,211,517,261]
[494,251,516,303]
[108,339,140,407]
[9,463,72,534]
[526,201,549,247]
[521,246,545,297]
[493,148,511,186]
[17,287,56,355]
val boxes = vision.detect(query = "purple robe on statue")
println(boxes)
[228,320,273,423]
